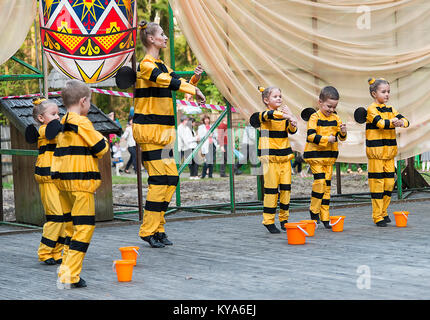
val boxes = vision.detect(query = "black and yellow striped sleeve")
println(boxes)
[287,121,297,135]
[366,107,394,130]
[78,118,109,159]
[306,113,329,147]
[392,107,410,128]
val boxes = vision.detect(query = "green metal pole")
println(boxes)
[226,101,236,213]
[397,160,402,199]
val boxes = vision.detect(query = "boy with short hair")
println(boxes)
[49,79,109,288]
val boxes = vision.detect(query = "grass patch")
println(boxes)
[112,175,140,184]
[2,181,13,189]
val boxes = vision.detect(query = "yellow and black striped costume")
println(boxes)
[35,125,65,263]
[250,109,297,226]
[50,112,108,284]
[133,54,197,238]
[365,102,409,223]
[304,110,347,222]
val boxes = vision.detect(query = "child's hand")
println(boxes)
[328,135,337,143]
[340,123,347,134]
[289,119,297,127]
[391,117,404,127]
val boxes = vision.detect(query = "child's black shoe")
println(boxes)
[71,278,87,288]
[264,224,281,234]
[383,215,391,223]
[154,232,173,245]
[55,258,62,264]
[322,221,332,229]
[43,258,56,265]
[141,235,165,248]
[376,220,387,227]
[310,211,320,224]
[280,220,288,231]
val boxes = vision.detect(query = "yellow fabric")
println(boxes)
[37,182,65,261]
[170,0,430,162]
[304,110,346,165]
[252,109,296,163]
[0,0,36,65]
[262,161,292,225]
[366,102,410,160]
[133,54,196,147]
[368,158,395,223]
[35,125,56,184]
[138,143,178,238]
[57,190,95,284]
[309,163,334,222]
[51,112,109,193]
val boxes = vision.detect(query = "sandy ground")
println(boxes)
[1,168,369,222]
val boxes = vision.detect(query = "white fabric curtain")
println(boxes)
[170,0,430,163]
[0,0,37,65]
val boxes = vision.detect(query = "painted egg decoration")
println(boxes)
[39,0,136,84]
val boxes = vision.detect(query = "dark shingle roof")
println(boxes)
[0,96,122,136]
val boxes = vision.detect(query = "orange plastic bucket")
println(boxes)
[393,211,409,227]
[285,223,308,245]
[329,216,345,232]
[119,246,140,266]
[300,220,318,237]
[113,260,135,282]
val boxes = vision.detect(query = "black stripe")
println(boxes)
[258,147,293,157]
[371,192,384,199]
[384,190,392,197]
[57,236,66,245]
[307,129,317,136]
[266,110,275,119]
[64,236,71,246]
[148,175,179,186]
[41,236,57,248]
[279,184,291,191]
[311,191,324,199]
[51,171,101,180]
[141,149,173,161]
[63,212,72,222]
[313,173,325,180]
[69,240,90,253]
[397,114,404,119]
[372,115,382,126]
[90,139,107,156]
[264,187,278,194]
[326,180,331,186]
[133,113,175,126]
[368,172,395,179]
[72,215,95,226]
[45,215,64,223]
[54,146,94,157]
[384,120,391,129]
[260,130,288,138]
[134,87,172,98]
[155,61,168,73]
[313,135,322,145]
[317,119,338,127]
[170,71,179,79]
[304,150,339,159]
[145,200,169,212]
[39,144,56,154]
[279,203,289,210]
[263,207,277,214]
[366,123,394,130]
[63,123,78,133]
[35,166,51,176]
[149,67,163,82]
[321,199,330,206]
[338,132,347,139]
[376,106,392,113]
[366,139,397,148]
[168,77,181,91]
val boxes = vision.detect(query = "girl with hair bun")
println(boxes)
[365,77,409,227]
[134,20,206,247]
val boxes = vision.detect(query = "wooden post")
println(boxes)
[336,163,342,194]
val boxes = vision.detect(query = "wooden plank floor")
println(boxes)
[1,198,430,300]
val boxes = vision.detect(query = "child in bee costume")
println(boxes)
[25,98,65,266]
[354,78,409,227]
[250,86,298,233]
[303,86,347,229]
[47,80,109,288]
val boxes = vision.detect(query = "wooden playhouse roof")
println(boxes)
[0,96,122,136]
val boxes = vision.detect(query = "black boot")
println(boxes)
[280,220,288,231]
[376,220,387,227]
[71,278,87,288]
[43,258,56,265]
[55,258,62,264]
[310,211,320,224]
[322,221,332,229]
[154,232,173,245]
[140,235,165,248]
[383,215,391,223]
[264,223,281,234]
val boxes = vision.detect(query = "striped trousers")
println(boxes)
[309,163,333,222]
[37,183,65,262]
[262,160,292,225]
[368,158,395,223]
[138,143,179,238]
[57,190,95,284]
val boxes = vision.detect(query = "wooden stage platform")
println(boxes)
[1,196,430,300]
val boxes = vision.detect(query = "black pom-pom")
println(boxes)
[354,107,367,124]
[46,119,63,140]
[249,112,261,128]
[25,124,39,144]
[115,66,136,89]
[300,108,317,121]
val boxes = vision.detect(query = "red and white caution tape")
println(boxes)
[1,88,237,112]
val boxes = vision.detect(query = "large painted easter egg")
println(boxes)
[39,0,136,84]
